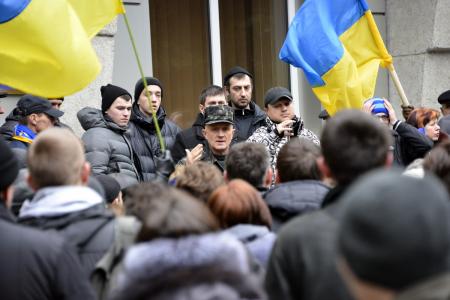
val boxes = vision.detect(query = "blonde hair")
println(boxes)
[28,128,85,188]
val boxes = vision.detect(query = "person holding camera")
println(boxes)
[363,98,433,166]
[247,87,319,185]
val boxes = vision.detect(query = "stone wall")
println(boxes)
[387,0,450,109]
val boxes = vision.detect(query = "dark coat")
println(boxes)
[265,186,353,300]
[128,104,181,181]
[0,203,96,300]
[393,121,433,166]
[233,101,266,142]
[78,107,140,188]
[264,180,330,232]
[171,113,205,163]
[19,203,115,277]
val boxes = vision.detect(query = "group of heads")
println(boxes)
[365,97,441,141]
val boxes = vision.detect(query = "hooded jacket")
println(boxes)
[128,104,181,181]
[78,107,139,188]
[110,232,266,300]
[225,224,276,268]
[264,180,329,232]
[18,186,115,277]
[0,202,96,300]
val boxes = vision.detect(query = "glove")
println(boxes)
[155,150,175,182]
[401,104,415,121]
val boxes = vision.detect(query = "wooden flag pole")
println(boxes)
[387,64,410,107]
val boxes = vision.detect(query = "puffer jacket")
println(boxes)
[247,117,320,184]
[78,107,139,188]
[18,186,115,277]
[128,104,181,181]
[264,180,329,232]
[233,101,266,142]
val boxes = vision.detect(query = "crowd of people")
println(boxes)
[1,66,450,300]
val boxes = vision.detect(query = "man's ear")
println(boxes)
[202,128,206,137]
[385,151,393,169]
[1,186,14,208]
[199,104,205,114]
[223,170,230,182]
[81,162,91,185]
[266,168,274,187]
[317,156,333,180]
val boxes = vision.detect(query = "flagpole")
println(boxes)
[122,9,166,152]
[387,64,410,107]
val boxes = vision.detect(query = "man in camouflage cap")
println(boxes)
[185,105,234,172]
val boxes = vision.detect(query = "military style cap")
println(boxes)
[204,105,234,125]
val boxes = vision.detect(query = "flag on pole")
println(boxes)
[0,0,124,98]
[279,0,392,116]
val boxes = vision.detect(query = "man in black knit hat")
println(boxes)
[338,170,450,300]
[223,66,266,142]
[128,76,181,181]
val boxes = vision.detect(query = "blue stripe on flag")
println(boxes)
[0,0,31,24]
[279,0,368,87]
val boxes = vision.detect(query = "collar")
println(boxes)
[12,124,36,144]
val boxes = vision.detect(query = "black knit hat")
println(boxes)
[95,174,121,204]
[134,77,163,102]
[438,90,450,105]
[101,84,132,113]
[338,170,450,291]
[0,136,19,192]
[223,66,253,87]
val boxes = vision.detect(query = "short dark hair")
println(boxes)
[127,182,219,242]
[199,85,225,105]
[423,140,450,195]
[276,138,322,183]
[225,142,270,187]
[321,110,391,186]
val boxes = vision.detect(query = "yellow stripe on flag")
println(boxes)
[68,0,125,39]
[0,0,100,98]
[312,11,392,115]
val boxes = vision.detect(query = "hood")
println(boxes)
[77,107,126,132]
[130,103,166,128]
[265,180,329,213]
[19,186,103,219]
[117,232,251,288]
[225,224,271,244]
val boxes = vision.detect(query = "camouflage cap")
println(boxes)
[204,105,234,125]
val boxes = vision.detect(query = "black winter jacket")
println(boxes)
[264,180,329,232]
[171,113,206,163]
[78,107,140,188]
[0,203,96,300]
[233,101,266,142]
[392,121,434,166]
[19,198,115,277]
[265,186,353,300]
[128,104,181,181]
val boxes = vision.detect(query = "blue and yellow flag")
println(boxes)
[279,0,392,116]
[0,0,124,98]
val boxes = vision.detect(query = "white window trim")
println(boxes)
[209,0,222,86]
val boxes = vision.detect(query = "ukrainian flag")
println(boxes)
[0,0,124,98]
[280,0,392,116]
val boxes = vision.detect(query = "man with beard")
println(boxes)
[223,66,266,142]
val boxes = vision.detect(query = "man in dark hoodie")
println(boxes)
[171,85,227,163]
[19,128,115,277]
[265,110,392,300]
[223,66,266,142]
[263,138,329,232]
[128,77,181,181]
